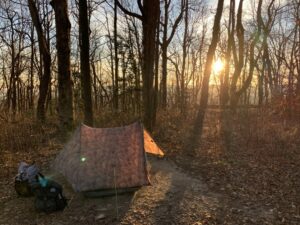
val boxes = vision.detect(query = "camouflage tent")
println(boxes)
[53,122,164,192]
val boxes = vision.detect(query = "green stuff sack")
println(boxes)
[33,178,67,213]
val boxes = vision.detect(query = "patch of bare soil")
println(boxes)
[119,158,220,225]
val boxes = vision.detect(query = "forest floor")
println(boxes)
[0,108,299,225]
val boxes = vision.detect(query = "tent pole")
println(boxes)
[114,168,119,220]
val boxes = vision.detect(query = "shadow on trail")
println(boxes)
[149,158,220,225]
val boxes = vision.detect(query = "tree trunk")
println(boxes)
[230,0,264,111]
[141,0,160,131]
[220,0,235,107]
[161,44,168,108]
[180,0,188,114]
[116,0,159,131]
[152,19,160,127]
[28,0,52,122]
[91,58,98,110]
[11,56,16,117]
[113,0,119,111]
[258,70,264,106]
[191,0,224,150]
[29,25,35,110]
[50,0,74,130]
[160,0,184,109]
[79,0,94,126]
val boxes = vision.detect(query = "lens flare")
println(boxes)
[213,59,224,73]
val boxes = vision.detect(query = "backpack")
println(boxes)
[15,162,40,197]
[33,178,67,213]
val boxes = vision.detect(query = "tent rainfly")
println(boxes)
[53,122,164,192]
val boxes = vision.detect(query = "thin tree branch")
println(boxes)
[115,0,142,20]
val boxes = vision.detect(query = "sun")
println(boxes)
[212,59,224,73]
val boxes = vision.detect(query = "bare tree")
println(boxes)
[28,0,51,122]
[79,0,94,125]
[113,0,119,111]
[229,0,264,110]
[116,0,160,131]
[179,0,189,114]
[160,0,185,109]
[50,0,74,130]
[190,0,224,150]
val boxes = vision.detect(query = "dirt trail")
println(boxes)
[118,158,220,225]
[119,158,275,225]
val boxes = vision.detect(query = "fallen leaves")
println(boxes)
[155,109,300,224]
